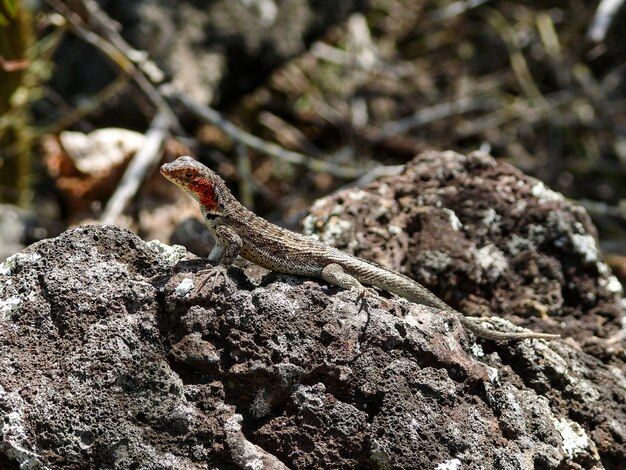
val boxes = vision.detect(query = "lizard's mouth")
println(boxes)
[160,161,190,187]
[160,156,199,183]
[160,170,181,190]
[159,164,175,181]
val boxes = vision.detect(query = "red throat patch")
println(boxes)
[190,177,218,211]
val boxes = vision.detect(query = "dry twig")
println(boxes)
[373,96,495,142]
[173,92,368,179]
[44,0,180,132]
[100,111,170,224]
[588,0,625,42]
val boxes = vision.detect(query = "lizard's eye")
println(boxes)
[185,172,193,178]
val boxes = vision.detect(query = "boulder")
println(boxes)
[1,151,624,468]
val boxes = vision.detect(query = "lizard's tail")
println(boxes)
[341,256,559,341]
[459,316,560,341]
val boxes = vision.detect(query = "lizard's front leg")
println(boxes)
[207,244,224,264]
[197,224,242,294]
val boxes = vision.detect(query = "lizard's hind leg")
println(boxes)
[321,264,377,310]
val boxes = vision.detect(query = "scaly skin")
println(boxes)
[161,156,559,341]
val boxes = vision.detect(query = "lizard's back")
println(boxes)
[222,208,341,276]
[222,206,449,311]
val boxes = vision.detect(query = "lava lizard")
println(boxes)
[161,155,559,341]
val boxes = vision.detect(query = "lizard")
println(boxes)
[160,155,559,341]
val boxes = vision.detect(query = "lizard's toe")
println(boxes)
[355,286,378,312]
[196,265,229,297]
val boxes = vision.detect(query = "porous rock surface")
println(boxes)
[305,150,626,360]
[0,152,625,469]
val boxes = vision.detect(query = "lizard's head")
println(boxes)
[160,156,228,217]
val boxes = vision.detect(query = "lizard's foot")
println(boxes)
[355,286,378,312]
[195,265,228,297]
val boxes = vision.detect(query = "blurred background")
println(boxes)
[1,0,626,277]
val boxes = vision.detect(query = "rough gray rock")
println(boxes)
[304,150,626,361]
[1,152,625,469]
